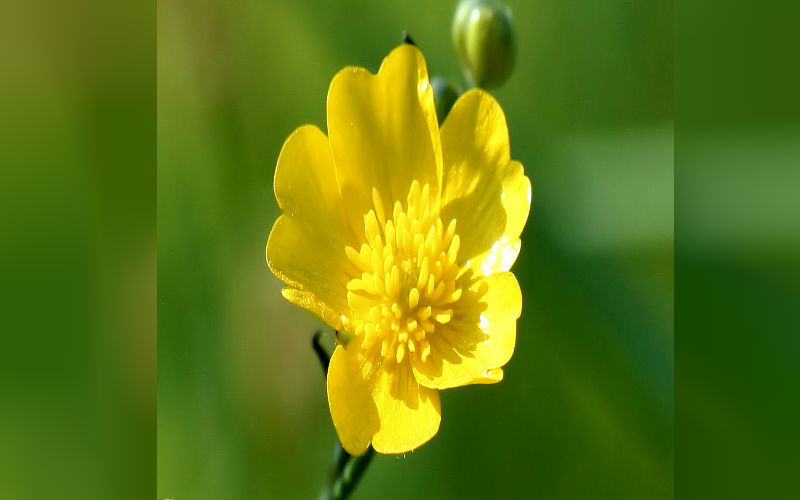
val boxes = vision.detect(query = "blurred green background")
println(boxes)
[1,0,155,498]
[158,0,672,498]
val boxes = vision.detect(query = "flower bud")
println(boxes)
[452,0,516,89]
[431,76,459,124]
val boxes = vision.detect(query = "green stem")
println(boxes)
[319,444,375,500]
[313,330,376,500]
[312,330,331,375]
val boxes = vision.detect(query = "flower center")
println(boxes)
[344,181,463,366]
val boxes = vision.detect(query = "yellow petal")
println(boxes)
[327,44,442,242]
[328,344,442,455]
[473,161,531,276]
[439,89,531,276]
[413,272,521,389]
[370,364,441,454]
[267,125,354,329]
[327,345,380,456]
[500,161,532,246]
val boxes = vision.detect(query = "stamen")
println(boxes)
[372,188,386,226]
[396,343,406,363]
[343,181,467,368]
[435,310,453,324]
[408,288,420,309]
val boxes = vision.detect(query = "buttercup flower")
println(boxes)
[267,45,531,455]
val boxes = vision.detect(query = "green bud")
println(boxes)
[431,76,459,124]
[452,0,517,89]
[336,329,355,345]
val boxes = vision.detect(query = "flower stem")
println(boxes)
[313,330,376,500]
[319,443,375,500]
[312,330,332,375]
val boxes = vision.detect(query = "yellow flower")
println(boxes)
[267,45,531,455]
